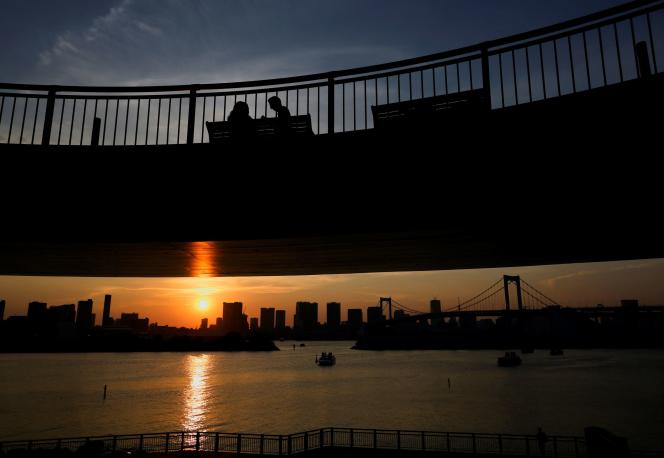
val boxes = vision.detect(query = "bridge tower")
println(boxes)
[503,275,523,311]
[380,297,393,320]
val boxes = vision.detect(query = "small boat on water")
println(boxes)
[316,352,336,366]
[299,343,306,347]
[497,351,522,367]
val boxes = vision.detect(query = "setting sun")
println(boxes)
[197,299,209,311]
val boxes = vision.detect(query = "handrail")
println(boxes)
[0,0,660,93]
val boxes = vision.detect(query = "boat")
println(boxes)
[299,343,306,347]
[316,352,336,366]
[497,351,522,367]
[550,348,564,356]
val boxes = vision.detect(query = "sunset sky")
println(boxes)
[2,259,664,328]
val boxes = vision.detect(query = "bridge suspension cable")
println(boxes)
[449,279,504,312]
[520,279,562,307]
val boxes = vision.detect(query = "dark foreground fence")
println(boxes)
[0,0,663,145]
[1,427,662,457]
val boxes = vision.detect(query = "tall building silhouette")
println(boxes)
[275,310,286,330]
[327,302,341,328]
[0,299,5,321]
[347,308,363,329]
[367,306,384,324]
[200,318,208,330]
[260,307,275,332]
[430,299,442,314]
[27,301,47,323]
[102,294,112,327]
[250,317,259,332]
[76,299,94,331]
[222,302,244,334]
[294,302,318,332]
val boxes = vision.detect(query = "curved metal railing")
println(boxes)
[0,0,662,146]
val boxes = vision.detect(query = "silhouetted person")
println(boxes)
[536,427,549,456]
[103,384,107,401]
[228,101,255,139]
[268,96,292,136]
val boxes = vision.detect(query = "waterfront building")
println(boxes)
[0,299,5,321]
[327,302,341,328]
[250,317,259,332]
[200,318,208,330]
[275,310,286,330]
[76,299,94,331]
[260,307,275,332]
[347,308,363,330]
[367,306,384,324]
[294,302,318,332]
[223,302,244,334]
[102,295,112,327]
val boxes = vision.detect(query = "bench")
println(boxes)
[206,114,314,143]
[371,88,488,130]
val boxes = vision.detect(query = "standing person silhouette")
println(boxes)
[227,101,255,139]
[536,427,549,456]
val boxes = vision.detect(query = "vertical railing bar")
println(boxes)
[80,98,88,145]
[568,37,577,92]
[285,91,288,112]
[598,28,608,86]
[112,98,119,146]
[123,99,130,145]
[539,43,547,99]
[157,98,162,145]
[387,75,390,103]
[630,18,638,77]
[31,98,41,145]
[199,96,205,143]
[469,61,474,90]
[353,81,356,131]
[526,47,533,101]
[177,98,182,144]
[553,40,562,96]
[41,90,56,145]
[647,13,657,73]
[186,88,198,144]
[0,96,4,131]
[583,31,591,89]
[57,98,65,145]
[327,77,334,134]
[317,87,320,134]
[135,99,140,145]
[408,72,412,100]
[499,53,505,107]
[102,99,109,145]
[420,69,424,98]
[614,23,624,82]
[342,82,345,132]
[145,99,151,145]
[397,74,401,101]
[213,95,217,122]
[456,63,461,92]
[296,89,299,115]
[363,80,367,129]
[19,97,28,144]
[166,98,171,145]
[68,99,76,145]
[444,65,449,94]
[512,50,518,104]
[433,67,437,95]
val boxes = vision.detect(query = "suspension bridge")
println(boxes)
[374,275,664,323]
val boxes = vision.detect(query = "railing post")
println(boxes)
[112,436,117,453]
[330,427,334,447]
[327,75,335,135]
[91,117,102,146]
[287,435,292,455]
[472,433,477,455]
[373,430,377,449]
[421,431,426,451]
[279,435,283,455]
[499,434,503,455]
[237,433,241,456]
[481,46,492,110]
[181,432,185,452]
[215,433,220,453]
[166,433,170,453]
[635,41,652,78]
[350,429,354,448]
[139,434,144,452]
[196,432,200,452]
[447,432,451,452]
[186,86,198,144]
[304,432,308,452]
[260,434,264,455]
[397,431,401,450]
[320,429,324,448]
[41,89,56,146]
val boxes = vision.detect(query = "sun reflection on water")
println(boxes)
[182,354,211,432]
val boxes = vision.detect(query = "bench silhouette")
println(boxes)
[371,88,487,130]
[206,114,314,143]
